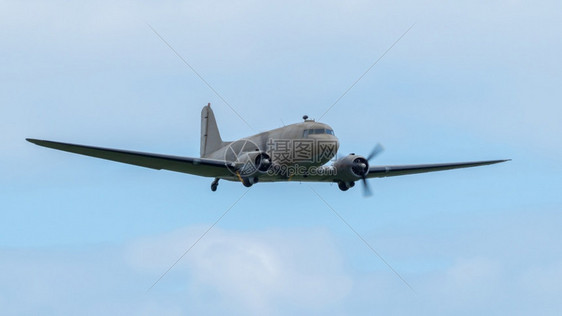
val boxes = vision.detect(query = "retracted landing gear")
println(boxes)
[242,177,259,188]
[211,178,219,192]
[337,181,355,191]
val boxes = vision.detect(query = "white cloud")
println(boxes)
[128,226,352,314]
[0,227,352,315]
[2,207,562,315]
[0,226,351,314]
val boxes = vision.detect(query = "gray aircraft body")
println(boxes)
[27,104,508,195]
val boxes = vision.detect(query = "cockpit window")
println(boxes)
[303,128,335,137]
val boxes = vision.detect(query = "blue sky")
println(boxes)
[1,0,561,314]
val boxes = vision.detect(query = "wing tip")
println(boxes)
[485,159,511,166]
[26,138,50,146]
[26,138,53,147]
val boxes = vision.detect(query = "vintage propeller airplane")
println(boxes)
[27,103,508,196]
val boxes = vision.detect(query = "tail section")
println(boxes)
[201,103,226,157]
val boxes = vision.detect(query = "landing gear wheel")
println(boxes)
[338,181,355,191]
[338,181,349,191]
[242,178,252,187]
[211,178,219,192]
[242,177,258,188]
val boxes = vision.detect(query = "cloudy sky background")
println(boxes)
[1,0,561,314]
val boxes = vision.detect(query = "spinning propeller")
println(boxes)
[360,143,384,197]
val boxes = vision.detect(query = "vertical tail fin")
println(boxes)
[201,103,225,157]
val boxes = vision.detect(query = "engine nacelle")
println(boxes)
[332,154,369,181]
[236,151,272,177]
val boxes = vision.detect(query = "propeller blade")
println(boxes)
[362,176,373,197]
[361,143,383,197]
[366,143,385,161]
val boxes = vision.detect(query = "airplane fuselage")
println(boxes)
[204,119,339,182]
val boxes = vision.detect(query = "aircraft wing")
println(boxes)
[366,159,509,178]
[26,138,233,178]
